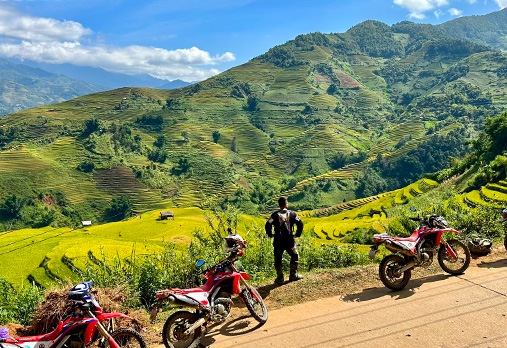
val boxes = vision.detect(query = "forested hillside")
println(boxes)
[1,19,507,230]
[439,8,507,51]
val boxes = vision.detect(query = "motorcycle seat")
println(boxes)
[395,230,420,242]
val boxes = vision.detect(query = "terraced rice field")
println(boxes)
[461,180,507,208]
[94,167,169,212]
[304,179,438,240]
[1,207,260,288]
[370,122,426,155]
[0,147,50,173]
[0,175,441,288]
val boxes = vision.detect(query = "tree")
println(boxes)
[327,83,338,95]
[212,130,221,144]
[0,195,25,218]
[148,149,168,163]
[231,137,237,153]
[83,118,100,135]
[76,161,95,173]
[245,96,259,111]
[105,196,132,221]
[153,135,167,148]
[178,158,190,173]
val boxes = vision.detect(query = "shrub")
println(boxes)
[105,197,132,221]
[76,161,95,173]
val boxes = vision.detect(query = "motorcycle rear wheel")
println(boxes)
[438,239,471,275]
[162,311,202,348]
[240,287,268,324]
[379,254,411,291]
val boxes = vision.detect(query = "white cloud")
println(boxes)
[0,6,91,42]
[394,0,450,19]
[448,7,463,15]
[0,5,235,82]
[467,0,477,3]
[494,0,507,8]
[434,9,444,18]
[0,41,235,81]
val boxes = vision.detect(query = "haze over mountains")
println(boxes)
[0,59,191,116]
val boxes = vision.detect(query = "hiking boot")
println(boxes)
[274,265,284,285]
[289,262,303,282]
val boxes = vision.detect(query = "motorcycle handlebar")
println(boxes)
[409,217,421,221]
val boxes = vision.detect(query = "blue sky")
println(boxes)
[0,0,504,81]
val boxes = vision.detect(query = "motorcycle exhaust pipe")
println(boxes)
[399,260,416,273]
[184,317,207,335]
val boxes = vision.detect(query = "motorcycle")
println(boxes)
[0,281,146,348]
[370,207,471,291]
[151,230,268,348]
[499,208,507,250]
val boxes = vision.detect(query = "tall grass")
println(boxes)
[0,278,44,325]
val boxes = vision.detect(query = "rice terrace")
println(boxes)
[2,1,507,347]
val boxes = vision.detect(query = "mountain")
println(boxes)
[0,59,107,115]
[1,19,506,230]
[438,8,507,51]
[8,59,192,90]
[157,79,192,89]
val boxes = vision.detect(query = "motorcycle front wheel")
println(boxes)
[162,311,202,348]
[379,254,412,291]
[438,239,471,275]
[240,287,268,324]
[108,328,147,348]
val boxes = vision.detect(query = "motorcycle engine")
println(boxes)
[212,292,232,322]
[418,240,436,268]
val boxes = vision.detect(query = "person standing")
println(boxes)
[265,196,304,285]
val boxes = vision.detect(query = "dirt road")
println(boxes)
[191,255,507,348]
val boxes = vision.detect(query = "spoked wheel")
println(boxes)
[162,311,202,348]
[379,254,412,291]
[438,239,471,275]
[109,328,147,348]
[240,287,268,324]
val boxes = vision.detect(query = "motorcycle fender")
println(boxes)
[84,320,99,345]
[233,274,241,294]
[97,313,135,322]
[240,272,249,280]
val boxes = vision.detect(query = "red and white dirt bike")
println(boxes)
[0,281,146,348]
[370,207,471,290]
[151,231,268,348]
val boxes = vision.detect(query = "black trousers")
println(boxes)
[273,237,299,268]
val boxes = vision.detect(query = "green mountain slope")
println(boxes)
[1,20,507,228]
[0,59,106,115]
[438,8,507,51]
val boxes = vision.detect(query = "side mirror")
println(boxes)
[410,206,417,213]
[432,207,436,213]
[196,260,206,267]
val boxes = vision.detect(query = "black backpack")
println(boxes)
[277,210,292,237]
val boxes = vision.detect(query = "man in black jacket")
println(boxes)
[265,196,304,285]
